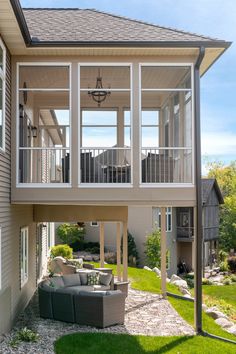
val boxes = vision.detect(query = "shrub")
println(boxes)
[57,223,85,246]
[228,256,236,272]
[219,260,229,272]
[87,246,100,254]
[10,327,39,347]
[51,244,73,260]
[121,231,139,266]
[223,278,232,285]
[219,249,228,262]
[230,274,236,282]
[145,229,161,269]
[202,278,213,285]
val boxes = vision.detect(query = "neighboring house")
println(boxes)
[82,178,224,276]
[0,0,230,335]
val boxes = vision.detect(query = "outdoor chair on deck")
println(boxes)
[50,256,76,275]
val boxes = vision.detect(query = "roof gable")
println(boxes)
[22,8,224,44]
[202,178,224,205]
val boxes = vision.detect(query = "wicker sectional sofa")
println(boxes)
[38,270,125,327]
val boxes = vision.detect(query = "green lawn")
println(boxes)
[203,283,236,307]
[55,264,236,353]
[54,333,236,354]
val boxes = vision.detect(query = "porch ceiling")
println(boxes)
[33,204,128,222]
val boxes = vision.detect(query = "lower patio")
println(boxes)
[0,286,194,354]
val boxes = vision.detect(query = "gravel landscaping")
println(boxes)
[0,287,194,354]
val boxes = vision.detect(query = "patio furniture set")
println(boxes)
[39,258,127,328]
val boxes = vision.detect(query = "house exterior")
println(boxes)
[0,0,230,335]
[77,178,224,276]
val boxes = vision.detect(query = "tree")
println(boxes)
[207,161,236,251]
[57,223,85,246]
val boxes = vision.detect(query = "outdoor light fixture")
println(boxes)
[88,69,111,107]
[31,126,37,138]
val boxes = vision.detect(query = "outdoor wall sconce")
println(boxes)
[31,126,38,138]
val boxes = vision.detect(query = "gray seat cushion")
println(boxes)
[49,276,65,289]
[56,286,95,295]
[62,274,81,287]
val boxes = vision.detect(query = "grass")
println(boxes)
[54,333,236,354]
[203,283,236,307]
[55,263,236,353]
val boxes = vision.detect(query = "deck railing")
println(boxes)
[80,147,131,184]
[18,147,70,184]
[141,147,192,184]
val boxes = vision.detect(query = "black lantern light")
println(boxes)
[88,69,111,107]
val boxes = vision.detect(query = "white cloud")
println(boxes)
[201,132,236,156]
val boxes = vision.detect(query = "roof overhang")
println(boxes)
[0,0,231,76]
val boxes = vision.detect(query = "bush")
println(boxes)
[145,229,161,269]
[219,260,229,272]
[227,256,236,272]
[223,278,232,285]
[51,244,73,260]
[230,274,236,282]
[219,249,228,262]
[87,246,100,254]
[121,231,139,266]
[57,223,85,246]
[202,278,213,285]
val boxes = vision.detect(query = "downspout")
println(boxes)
[194,46,205,334]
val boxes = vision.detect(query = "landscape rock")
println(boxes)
[215,318,234,329]
[170,274,181,283]
[202,304,208,311]
[92,255,100,262]
[183,294,192,299]
[143,266,152,271]
[83,255,93,261]
[166,278,170,283]
[226,325,236,335]
[205,307,228,320]
[179,287,191,296]
[153,267,161,277]
[172,279,188,289]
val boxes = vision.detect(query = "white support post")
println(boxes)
[100,222,105,268]
[116,222,121,281]
[122,221,128,282]
[161,207,167,298]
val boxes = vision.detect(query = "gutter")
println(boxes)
[194,46,205,334]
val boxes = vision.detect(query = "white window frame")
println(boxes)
[16,62,72,188]
[0,38,6,152]
[139,63,194,187]
[78,63,133,188]
[20,226,29,288]
[47,222,55,254]
[90,221,99,227]
[155,207,172,232]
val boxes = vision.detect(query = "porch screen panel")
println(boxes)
[79,65,132,184]
[141,65,193,184]
[17,65,71,184]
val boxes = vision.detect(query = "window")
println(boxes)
[153,207,172,232]
[0,38,6,152]
[47,223,54,252]
[20,227,28,287]
[90,221,99,227]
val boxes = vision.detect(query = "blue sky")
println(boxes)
[20,0,236,174]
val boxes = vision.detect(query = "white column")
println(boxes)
[116,222,121,281]
[122,221,128,281]
[161,207,167,297]
[99,222,105,268]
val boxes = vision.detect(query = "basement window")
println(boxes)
[20,227,29,288]
[0,38,6,152]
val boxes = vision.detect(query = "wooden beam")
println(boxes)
[100,222,105,268]
[161,207,167,298]
[116,222,121,281]
[122,221,128,282]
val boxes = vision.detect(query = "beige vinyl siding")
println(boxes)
[0,38,36,335]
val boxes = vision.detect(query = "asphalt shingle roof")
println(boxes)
[202,178,224,205]
[22,8,221,43]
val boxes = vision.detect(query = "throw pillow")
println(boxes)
[49,276,64,289]
[87,272,100,286]
[99,272,113,286]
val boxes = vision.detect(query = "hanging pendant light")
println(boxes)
[88,69,111,107]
